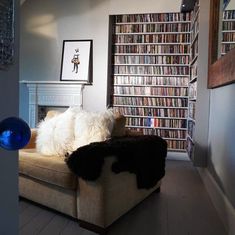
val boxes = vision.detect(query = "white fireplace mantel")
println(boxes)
[20,81,84,127]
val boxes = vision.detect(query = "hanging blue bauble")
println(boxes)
[0,117,31,151]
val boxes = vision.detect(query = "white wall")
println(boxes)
[0,1,19,233]
[109,0,182,14]
[226,0,235,10]
[20,0,181,122]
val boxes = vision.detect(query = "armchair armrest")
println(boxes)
[77,156,160,229]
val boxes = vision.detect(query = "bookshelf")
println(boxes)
[110,12,191,152]
[187,0,199,160]
[221,10,235,55]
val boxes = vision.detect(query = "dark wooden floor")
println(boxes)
[19,160,227,235]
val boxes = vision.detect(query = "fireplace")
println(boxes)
[38,105,68,122]
[22,81,84,127]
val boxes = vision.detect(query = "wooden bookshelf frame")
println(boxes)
[110,12,191,152]
[208,0,235,88]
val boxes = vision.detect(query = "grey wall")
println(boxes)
[194,0,235,213]
[208,84,235,208]
[19,0,181,122]
[0,0,19,234]
[193,0,210,166]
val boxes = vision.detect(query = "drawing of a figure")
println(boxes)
[71,48,80,73]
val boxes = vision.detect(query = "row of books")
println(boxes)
[221,44,235,54]
[190,62,198,78]
[113,55,189,64]
[167,139,186,150]
[126,117,187,128]
[114,86,188,96]
[221,10,235,58]
[222,21,235,31]
[188,120,195,139]
[131,127,186,139]
[114,76,189,86]
[114,23,190,34]
[113,107,188,118]
[223,10,235,20]
[114,34,190,44]
[191,19,199,41]
[189,81,197,100]
[113,65,189,75]
[190,0,199,24]
[191,40,198,61]
[187,0,199,157]
[113,44,189,54]
[113,97,188,107]
[222,32,235,42]
[188,101,196,120]
[127,127,187,149]
[114,13,191,24]
[186,138,194,158]
[142,128,186,139]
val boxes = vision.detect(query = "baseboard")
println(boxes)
[197,168,235,235]
[79,220,107,235]
[167,151,190,161]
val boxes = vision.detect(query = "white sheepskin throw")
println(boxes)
[36,107,79,157]
[36,108,115,157]
[72,109,115,150]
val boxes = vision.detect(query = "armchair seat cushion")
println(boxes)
[19,149,77,190]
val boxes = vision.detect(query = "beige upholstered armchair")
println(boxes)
[19,111,163,234]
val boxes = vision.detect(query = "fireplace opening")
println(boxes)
[38,106,68,123]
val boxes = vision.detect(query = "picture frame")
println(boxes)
[0,0,14,70]
[60,40,92,83]
[223,0,230,10]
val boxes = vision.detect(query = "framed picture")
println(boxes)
[0,0,14,70]
[223,0,230,10]
[60,40,92,83]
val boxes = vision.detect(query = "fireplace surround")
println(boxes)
[21,81,84,127]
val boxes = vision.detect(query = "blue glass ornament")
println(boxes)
[0,117,31,150]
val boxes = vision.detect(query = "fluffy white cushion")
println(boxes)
[72,109,115,150]
[36,108,115,157]
[36,107,78,157]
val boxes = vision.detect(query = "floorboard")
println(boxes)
[19,200,31,214]
[19,160,227,235]
[19,203,43,229]
[163,161,226,235]
[39,214,70,235]
[20,209,55,235]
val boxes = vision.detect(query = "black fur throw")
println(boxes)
[65,135,167,189]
